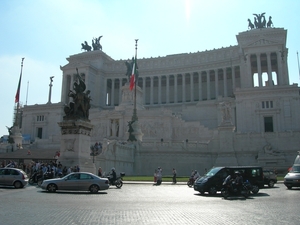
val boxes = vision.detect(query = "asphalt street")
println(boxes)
[0,182,299,225]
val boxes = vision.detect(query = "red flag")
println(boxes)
[15,58,24,103]
[129,58,136,91]
[15,74,21,103]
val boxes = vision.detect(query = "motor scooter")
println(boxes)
[187,177,195,187]
[107,172,125,188]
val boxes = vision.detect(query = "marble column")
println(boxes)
[223,68,227,97]
[111,78,115,106]
[267,52,273,86]
[190,73,194,102]
[207,71,211,100]
[198,72,202,101]
[215,69,218,99]
[256,53,262,87]
[158,76,161,104]
[182,73,186,103]
[174,74,178,103]
[150,76,154,105]
[166,75,170,104]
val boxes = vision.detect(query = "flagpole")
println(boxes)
[14,58,25,127]
[297,51,300,81]
[132,39,139,122]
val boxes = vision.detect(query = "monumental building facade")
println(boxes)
[3,24,300,175]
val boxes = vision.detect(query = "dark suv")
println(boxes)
[263,170,277,187]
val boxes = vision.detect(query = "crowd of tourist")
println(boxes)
[0,159,80,178]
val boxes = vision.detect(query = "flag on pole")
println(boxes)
[129,57,136,91]
[15,58,24,103]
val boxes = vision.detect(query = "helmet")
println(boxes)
[235,171,240,175]
[194,170,197,173]
[111,167,115,171]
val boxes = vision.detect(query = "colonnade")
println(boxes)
[248,51,282,87]
[105,67,240,107]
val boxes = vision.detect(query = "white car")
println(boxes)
[40,172,109,193]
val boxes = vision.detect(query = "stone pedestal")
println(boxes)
[214,124,238,166]
[115,83,144,111]
[131,120,143,142]
[58,120,96,174]
[11,125,23,150]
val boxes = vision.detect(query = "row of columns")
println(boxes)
[248,51,282,87]
[105,68,237,106]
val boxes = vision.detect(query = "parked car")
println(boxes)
[0,168,28,188]
[284,152,300,190]
[194,166,264,195]
[284,165,300,190]
[263,170,277,187]
[40,172,109,193]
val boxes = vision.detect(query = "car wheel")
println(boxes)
[14,181,23,189]
[252,185,259,194]
[89,184,99,193]
[287,186,292,190]
[47,184,57,192]
[209,186,217,195]
[200,191,205,195]
[268,180,275,188]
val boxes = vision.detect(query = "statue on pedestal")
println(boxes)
[64,69,91,120]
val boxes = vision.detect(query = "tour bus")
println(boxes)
[284,152,300,189]
[193,166,264,195]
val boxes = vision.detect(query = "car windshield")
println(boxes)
[291,166,300,173]
[205,167,222,177]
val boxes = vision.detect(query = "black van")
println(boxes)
[194,166,264,195]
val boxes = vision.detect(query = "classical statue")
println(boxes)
[6,126,14,144]
[125,57,134,82]
[92,36,102,51]
[247,19,254,29]
[220,102,231,122]
[267,16,273,27]
[64,69,92,120]
[81,41,92,51]
[127,121,137,142]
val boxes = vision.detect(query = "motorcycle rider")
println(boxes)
[193,170,200,181]
[233,171,243,191]
[109,167,117,184]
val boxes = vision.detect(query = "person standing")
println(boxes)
[172,168,177,184]
[98,167,103,177]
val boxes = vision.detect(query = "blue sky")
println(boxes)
[0,0,299,136]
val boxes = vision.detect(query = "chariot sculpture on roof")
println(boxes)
[247,13,273,30]
[81,35,103,52]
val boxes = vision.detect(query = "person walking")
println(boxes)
[172,168,177,184]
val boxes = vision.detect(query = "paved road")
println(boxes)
[0,182,299,225]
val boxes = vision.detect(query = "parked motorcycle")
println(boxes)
[221,178,251,199]
[108,172,125,188]
[28,171,42,185]
[37,171,55,187]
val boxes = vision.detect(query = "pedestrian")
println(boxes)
[98,167,103,177]
[154,169,157,183]
[172,168,177,184]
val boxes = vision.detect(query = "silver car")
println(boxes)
[0,168,28,188]
[40,172,109,193]
[284,165,300,189]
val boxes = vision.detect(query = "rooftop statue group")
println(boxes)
[248,13,273,30]
[81,36,103,52]
[64,69,91,120]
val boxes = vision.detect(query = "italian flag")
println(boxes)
[129,57,136,91]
